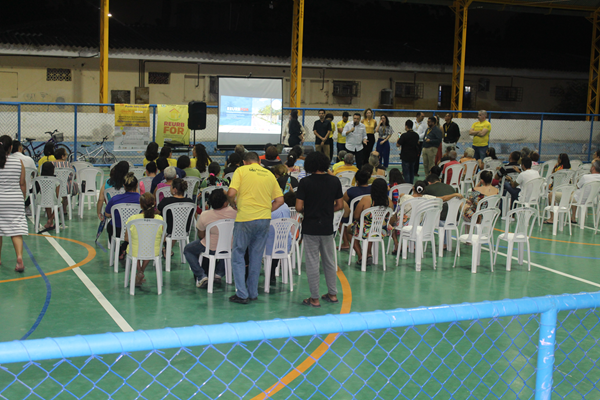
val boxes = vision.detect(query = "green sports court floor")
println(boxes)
[1,200,599,398]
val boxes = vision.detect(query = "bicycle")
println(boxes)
[69,136,117,164]
[22,129,72,162]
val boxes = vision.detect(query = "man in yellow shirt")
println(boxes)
[336,111,349,154]
[227,152,284,304]
[334,153,358,176]
[469,110,492,160]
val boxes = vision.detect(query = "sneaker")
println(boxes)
[214,275,222,285]
[229,294,249,304]
[196,277,208,289]
[367,256,373,265]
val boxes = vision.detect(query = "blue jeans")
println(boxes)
[473,145,488,161]
[503,182,521,206]
[402,160,415,184]
[232,219,270,299]
[183,240,225,280]
[376,138,390,168]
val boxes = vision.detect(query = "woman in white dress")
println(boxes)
[0,135,28,272]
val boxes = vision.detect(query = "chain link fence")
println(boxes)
[0,293,598,399]
[2,102,599,166]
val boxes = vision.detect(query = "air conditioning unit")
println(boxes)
[380,89,393,106]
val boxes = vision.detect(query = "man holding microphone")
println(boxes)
[342,113,368,169]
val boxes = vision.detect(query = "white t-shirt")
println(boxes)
[574,174,600,202]
[10,152,36,171]
[516,169,540,187]
[413,119,427,142]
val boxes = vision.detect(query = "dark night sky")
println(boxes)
[0,0,591,71]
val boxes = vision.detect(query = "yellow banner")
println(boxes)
[114,104,150,127]
[156,104,190,146]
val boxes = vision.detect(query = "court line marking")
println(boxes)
[0,234,96,283]
[494,228,600,247]
[40,232,134,332]
[252,267,352,400]
[20,242,52,340]
[495,245,600,260]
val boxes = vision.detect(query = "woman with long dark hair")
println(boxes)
[223,153,242,175]
[159,145,177,167]
[375,114,394,168]
[97,161,130,221]
[191,143,212,174]
[285,110,304,147]
[200,162,225,189]
[143,142,159,166]
[350,178,392,265]
[0,135,27,272]
[38,142,56,171]
[553,153,571,173]
[362,108,376,159]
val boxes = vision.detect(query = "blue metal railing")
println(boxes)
[0,292,598,399]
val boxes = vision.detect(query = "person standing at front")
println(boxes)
[396,120,420,184]
[469,110,491,160]
[295,151,344,308]
[227,152,284,304]
[422,117,443,175]
[375,114,394,168]
[412,112,427,177]
[313,109,332,160]
[362,108,376,160]
[336,112,350,154]
[342,113,368,169]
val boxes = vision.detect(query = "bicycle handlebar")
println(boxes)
[44,129,59,135]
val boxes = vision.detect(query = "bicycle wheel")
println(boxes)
[103,152,117,165]
[69,152,87,162]
[55,144,72,158]
[23,147,33,159]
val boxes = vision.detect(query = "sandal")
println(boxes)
[38,225,55,234]
[321,294,339,303]
[15,263,24,273]
[135,272,145,287]
[543,220,553,225]
[302,298,321,308]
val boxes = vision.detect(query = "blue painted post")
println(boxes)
[152,105,156,142]
[535,308,557,400]
[301,109,305,127]
[539,114,544,156]
[588,117,594,162]
[74,106,78,161]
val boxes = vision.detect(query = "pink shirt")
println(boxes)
[197,206,237,251]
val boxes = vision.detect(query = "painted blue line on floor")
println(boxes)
[96,241,107,253]
[21,242,51,341]
[496,245,600,260]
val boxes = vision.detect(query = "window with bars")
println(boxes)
[395,82,424,99]
[332,81,360,97]
[149,72,170,85]
[495,86,523,102]
[46,68,72,82]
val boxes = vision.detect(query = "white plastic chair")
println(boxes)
[264,218,299,293]
[387,197,427,254]
[71,161,93,172]
[453,208,500,274]
[512,177,545,227]
[200,186,229,211]
[348,206,392,272]
[494,208,537,272]
[55,167,75,220]
[337,170,356,183]
[183,177,202,199]
[163,202,196,272]
[461,194,502,235]
[155,186,173,203]
[104,187,125,205]
[541,184,575,236]
[130,167,146,180]
[438,160,450,169]
[124,218,167,295]
[199,219,235,293]
[398,199,442,271]
[109,203,142,271]
[223,172,234,183]
[389,183,413,199]
[139,176,154,195]
[338,176,351,186]
[332,209,344,268]
[461,161,479,195]
[435,197,466,257]
[485,160,503,171]
[571,181,600,231]
[338,195,367,251]
[32,176,66,234]
[550,170,576,188]
[77,167,104,218]
[570,160,582,170]
[25,167,38,221]
[443,163,463,192]
[539,162,552,181]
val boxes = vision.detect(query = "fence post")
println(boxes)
[535,308,557,400]
[301,109,305,127]
[588,117,594,162]
[74,105,78,161]
[152,105,157,142]
[538,114,544,156]
[17,103,21,141]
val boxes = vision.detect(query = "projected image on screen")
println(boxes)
[217,77,283,148]
[220,96,282,133]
